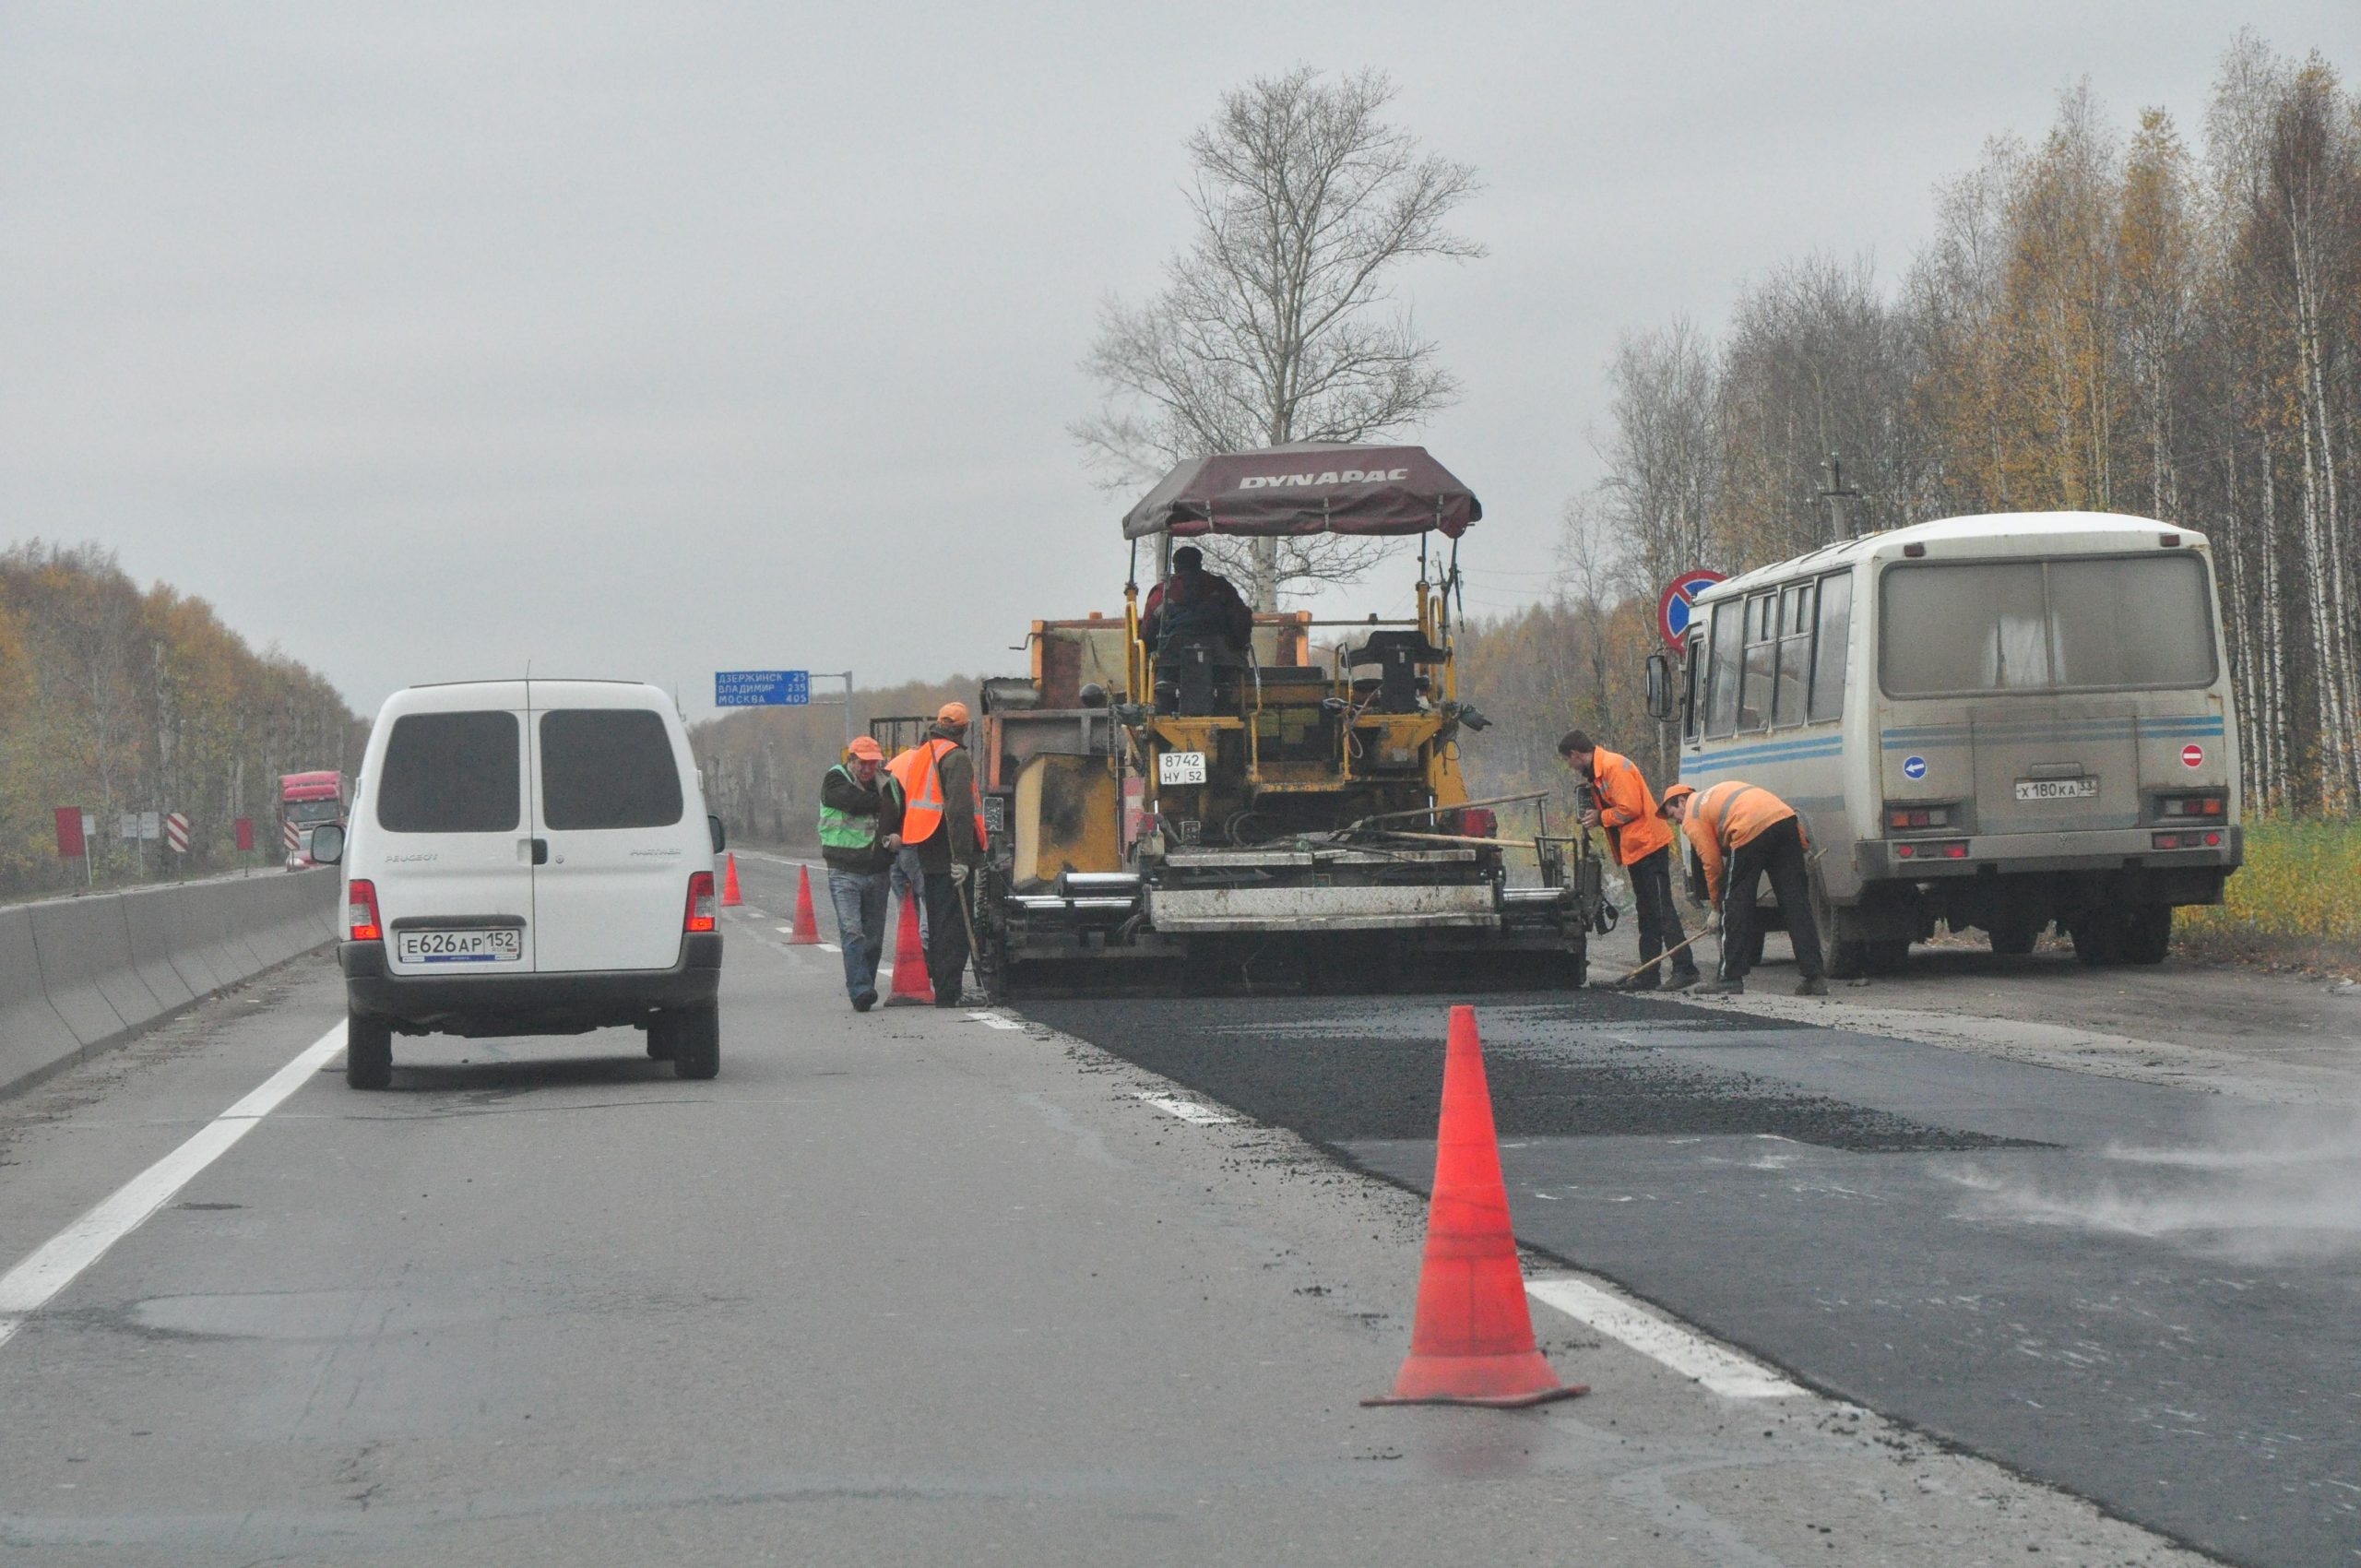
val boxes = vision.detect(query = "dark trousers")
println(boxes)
[1720,817,1823,981]
[920,872,971,1004]
[1627,846,1698,985]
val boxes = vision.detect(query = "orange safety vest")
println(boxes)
[888,738,987,849]
[1589,748,1672,867]
[1680,780,1798,905]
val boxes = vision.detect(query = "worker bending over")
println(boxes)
[1558,730,1697,992]
[1659,781,1827,997]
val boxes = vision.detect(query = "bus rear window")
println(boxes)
[1880,554,2215,696]
[376,712,521,834]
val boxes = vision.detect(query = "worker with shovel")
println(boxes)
[1559,731,1699,992]
[1659,781,1827,997]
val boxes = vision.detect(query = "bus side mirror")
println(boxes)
[308,824,345,866]
[1643,652,1676,721]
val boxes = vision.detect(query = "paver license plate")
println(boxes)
[397,928,523,964]
[1158,751,1208,785]
[2014,778,2097,802]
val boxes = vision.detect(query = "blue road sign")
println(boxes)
[1903,755,1928,780]
[715,670,810,707]
[1657,569,1726,649]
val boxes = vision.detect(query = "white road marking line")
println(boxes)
[1134,1092,1236,1126]
[818,943,842,954]
[0,1022,347,1352]
[965,1011,1023,1030]
[1525,1276,1805,1399]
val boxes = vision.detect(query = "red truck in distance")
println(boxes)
[279,771,347,870]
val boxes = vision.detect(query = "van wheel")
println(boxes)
[670,1006,720,1080]
[2121,905,2173,965]
[1865,939,1912,975]
[346,1013,393,1090]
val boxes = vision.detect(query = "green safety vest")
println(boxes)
[817,766,899,852]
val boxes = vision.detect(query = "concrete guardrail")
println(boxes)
[0,870,339,1099]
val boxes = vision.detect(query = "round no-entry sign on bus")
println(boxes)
[2181,743,2205,768]
[1657,570,1726,651]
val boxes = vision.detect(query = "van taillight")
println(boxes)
[685,872,717,933]
[348,880,383,942]
[1886,804,1953,831]
[2159,794,2225,819]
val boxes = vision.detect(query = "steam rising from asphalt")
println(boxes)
[1947,1105,2361,1263]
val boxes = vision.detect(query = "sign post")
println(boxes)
[715,671,811,708]
[1656,570,1727,652]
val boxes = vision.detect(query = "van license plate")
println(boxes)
[397,928,523,965]
[2014,778,2097,802]
[1158,751,1207,785]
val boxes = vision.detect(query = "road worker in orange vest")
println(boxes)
[1659,780,1828,997]
[1559,730,1699,992]
[889,701,986,1007]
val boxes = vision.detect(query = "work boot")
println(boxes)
[1690,978,1745,996]
[1794,976,1828,998]
[1664,969,1703,993]
[853,991,877,1013]
[1594,973,1659,992]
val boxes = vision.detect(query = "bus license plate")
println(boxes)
[1158,751,1208,785]
[2014,778,2097,802]
[397,928,523,965]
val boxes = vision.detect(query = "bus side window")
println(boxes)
[1809,570,1852,722]
[1774,581,1814,726]
[1738,591,1774,731]
[1705,603,1742,738]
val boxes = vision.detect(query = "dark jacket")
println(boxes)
[820,765,905,874]
[914,723,983,873]
[1141,565,1253,654]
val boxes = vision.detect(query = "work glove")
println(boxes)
[949,863,971,886]
[1703,910,1723,934]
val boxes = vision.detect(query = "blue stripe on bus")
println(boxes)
[1880,717,2223,749]
[1679,734,1845,772]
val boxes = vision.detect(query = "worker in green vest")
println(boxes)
[819,735,906,1011]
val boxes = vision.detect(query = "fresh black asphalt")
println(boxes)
[1023,988,2361,1568]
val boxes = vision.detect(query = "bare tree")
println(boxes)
[1074,66,1483,608]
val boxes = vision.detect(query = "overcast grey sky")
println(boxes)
[2,3,2349,719]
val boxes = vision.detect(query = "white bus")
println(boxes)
[1646,512,2242,978]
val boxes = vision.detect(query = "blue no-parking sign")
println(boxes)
[1657,570,1726,650]
[715,670,810,707]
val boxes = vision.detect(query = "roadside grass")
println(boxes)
[2178,816,2361,977]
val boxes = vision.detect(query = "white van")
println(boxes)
[313,680,726,1087]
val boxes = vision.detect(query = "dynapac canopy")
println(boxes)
[1121,443,1480,540]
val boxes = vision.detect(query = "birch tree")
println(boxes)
[1074,67,1484,609]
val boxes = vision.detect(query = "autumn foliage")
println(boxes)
[0,543,359,897]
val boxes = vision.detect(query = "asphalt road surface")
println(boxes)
[0,845,2329,1565]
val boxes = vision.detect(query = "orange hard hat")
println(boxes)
[936,701,970,727]
[1658,783,1696,814]
[847,735,884,761]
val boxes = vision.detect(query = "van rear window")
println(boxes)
[1880,554,2216,696]
[376,712,521,834]
[539,709,683,831]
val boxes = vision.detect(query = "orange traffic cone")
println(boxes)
[788,865,821,944]
[1364,1005,1586,1408]
[884,893,935,1005]
[720,853,743,908]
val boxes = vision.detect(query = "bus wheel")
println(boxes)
[1865,939,1912,975]
[1987,911,2042,956]
[2071,915,2122,967]
[2121,905,2173,965]
[1807,863,1869,980]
